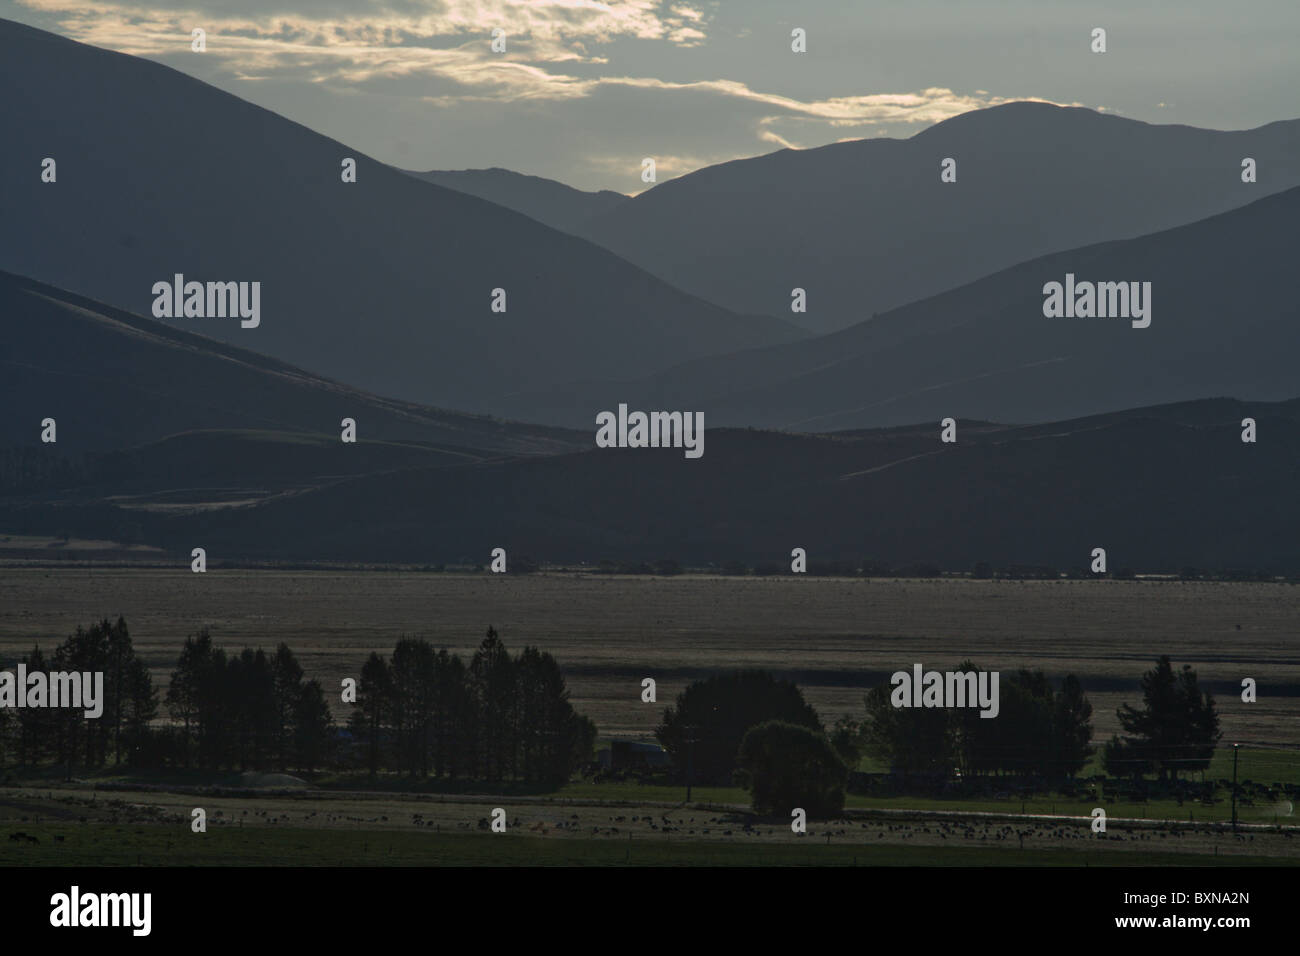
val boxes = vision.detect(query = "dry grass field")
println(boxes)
[1,569,1297,750]
[0,783,1293,866]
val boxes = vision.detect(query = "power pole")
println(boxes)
[684,723,697,803]
[1231,743,1239,831]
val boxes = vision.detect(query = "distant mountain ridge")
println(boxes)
[403,167,628,235]
[576,102,1300,333]
[3,261,1293,571]
[504,185,1300,430]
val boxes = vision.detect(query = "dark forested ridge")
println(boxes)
[7,397,1295,573]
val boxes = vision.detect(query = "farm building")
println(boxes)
[597,740,671,771]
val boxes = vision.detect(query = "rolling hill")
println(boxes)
[509,186,1300,430]
[9,394,1299,573]
[0,268,582,457]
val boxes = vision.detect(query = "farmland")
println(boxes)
[1,569,1296,745]
[2,569,1299,865]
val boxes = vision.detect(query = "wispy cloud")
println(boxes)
[21,0,1064,110]
[18,0,716,67]
[16,0,1080,185]
[586,150,719,181]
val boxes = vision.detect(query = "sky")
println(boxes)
[6,0,1298,193]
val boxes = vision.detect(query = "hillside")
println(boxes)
[404,167,628,234]
[9,397,1297,573]
[0,269,582,456]
[0,18,802,417]
[578,103,1300,334]
[510,186,1300,430]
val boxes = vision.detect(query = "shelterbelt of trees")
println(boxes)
[0,620,596,785]
[348,628,597,784]
[854,659,1221,785]
[652,662,1222,816]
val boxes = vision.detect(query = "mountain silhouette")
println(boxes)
[15,397,1296,573]
[577,102,1300,334]
[4,265,1292,571]
[512,185,1300,430]
[0,18,803,416]
[0,269,582,456]
[404,167,628,235]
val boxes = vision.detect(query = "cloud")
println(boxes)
[599,78,1073,127]
[18,0,716,65]
[19,0,1064,112]
[16,0,1082,185]
[586,150,720,182]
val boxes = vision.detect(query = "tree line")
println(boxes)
[349,627,596,784]
[851,665,1096,785]
[0,617,156,770]
[0,620,595,785]
[652,657,1222,816]
[164,628,333,772]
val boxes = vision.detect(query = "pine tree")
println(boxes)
[470,627,516,782]
[1112,656,1220,780]
[271,644,305,771]
[390,638,439,777]
[123,655,158,767]
[1052,674,1095,778]
[293,679,334,773]
[16,646,53,766]
[350,652,391,778]
[166,629,213,768]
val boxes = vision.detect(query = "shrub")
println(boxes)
[736,720,847,817]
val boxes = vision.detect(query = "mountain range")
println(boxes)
[506,185,1300,429]
[7,278,1296,571]
[3,18,1298,572]
[574,102,1300,334]
[0,18,801,418]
